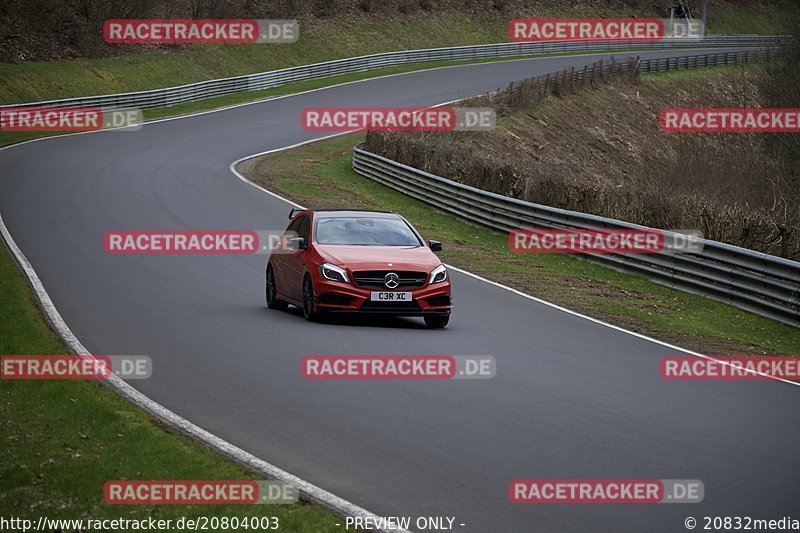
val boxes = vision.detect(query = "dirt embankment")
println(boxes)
[0,0,779,63]
[365,58,800,258]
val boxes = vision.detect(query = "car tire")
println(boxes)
[266,266,288,310]
[424,315,449,329]
[302,275,319,322]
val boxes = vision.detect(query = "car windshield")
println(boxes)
[315,216,422,246]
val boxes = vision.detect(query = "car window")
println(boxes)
[297,216,311,242]
[315,216,422,246]
[285,216,303,236]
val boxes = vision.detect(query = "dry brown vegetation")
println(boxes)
[365,34,800,259]
[0,0,780,62]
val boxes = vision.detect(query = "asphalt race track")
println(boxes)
[2,48,798,532]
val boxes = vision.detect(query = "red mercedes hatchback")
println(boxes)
[266,209,452,328]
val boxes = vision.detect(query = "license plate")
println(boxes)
[370,291,412,302]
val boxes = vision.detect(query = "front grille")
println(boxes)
[353,270,427,289]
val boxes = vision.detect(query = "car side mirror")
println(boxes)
[428,240,443,252]
[287,237,306,250]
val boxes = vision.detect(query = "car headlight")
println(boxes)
[429,264,447,284]
[320,263,350,283]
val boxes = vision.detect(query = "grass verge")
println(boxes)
[0,48,653,148]
[0,241,344,530]
[240,133,800,356]
[0,4,788,105]
[0,54,546,147]
[0,2,790,149]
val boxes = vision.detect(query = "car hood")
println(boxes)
[315,245,442,272]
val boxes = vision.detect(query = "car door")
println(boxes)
[284,215,310,301]
[273,216,303,300]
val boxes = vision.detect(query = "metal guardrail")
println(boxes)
[350,50,799,327]
[2,35,780,111]
[637,47,780,72]
[487,49,779,81]
[353,147,800,327]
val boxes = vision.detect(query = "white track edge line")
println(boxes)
[226,68,799,388]
[0,44,788,533]
[232,146,799,387]
[0,45,741,150]
[1,47,671,533]
[0,212,409,532]
[443,265,799,386]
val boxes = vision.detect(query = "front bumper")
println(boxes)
[313,277,452,317]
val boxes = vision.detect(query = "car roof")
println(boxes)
[309,209,400,219]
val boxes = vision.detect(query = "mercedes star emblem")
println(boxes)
[384,272,400,289]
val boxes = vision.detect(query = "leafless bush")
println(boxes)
[365,58,800,258]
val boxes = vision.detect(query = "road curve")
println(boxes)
[2,48,798,532]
